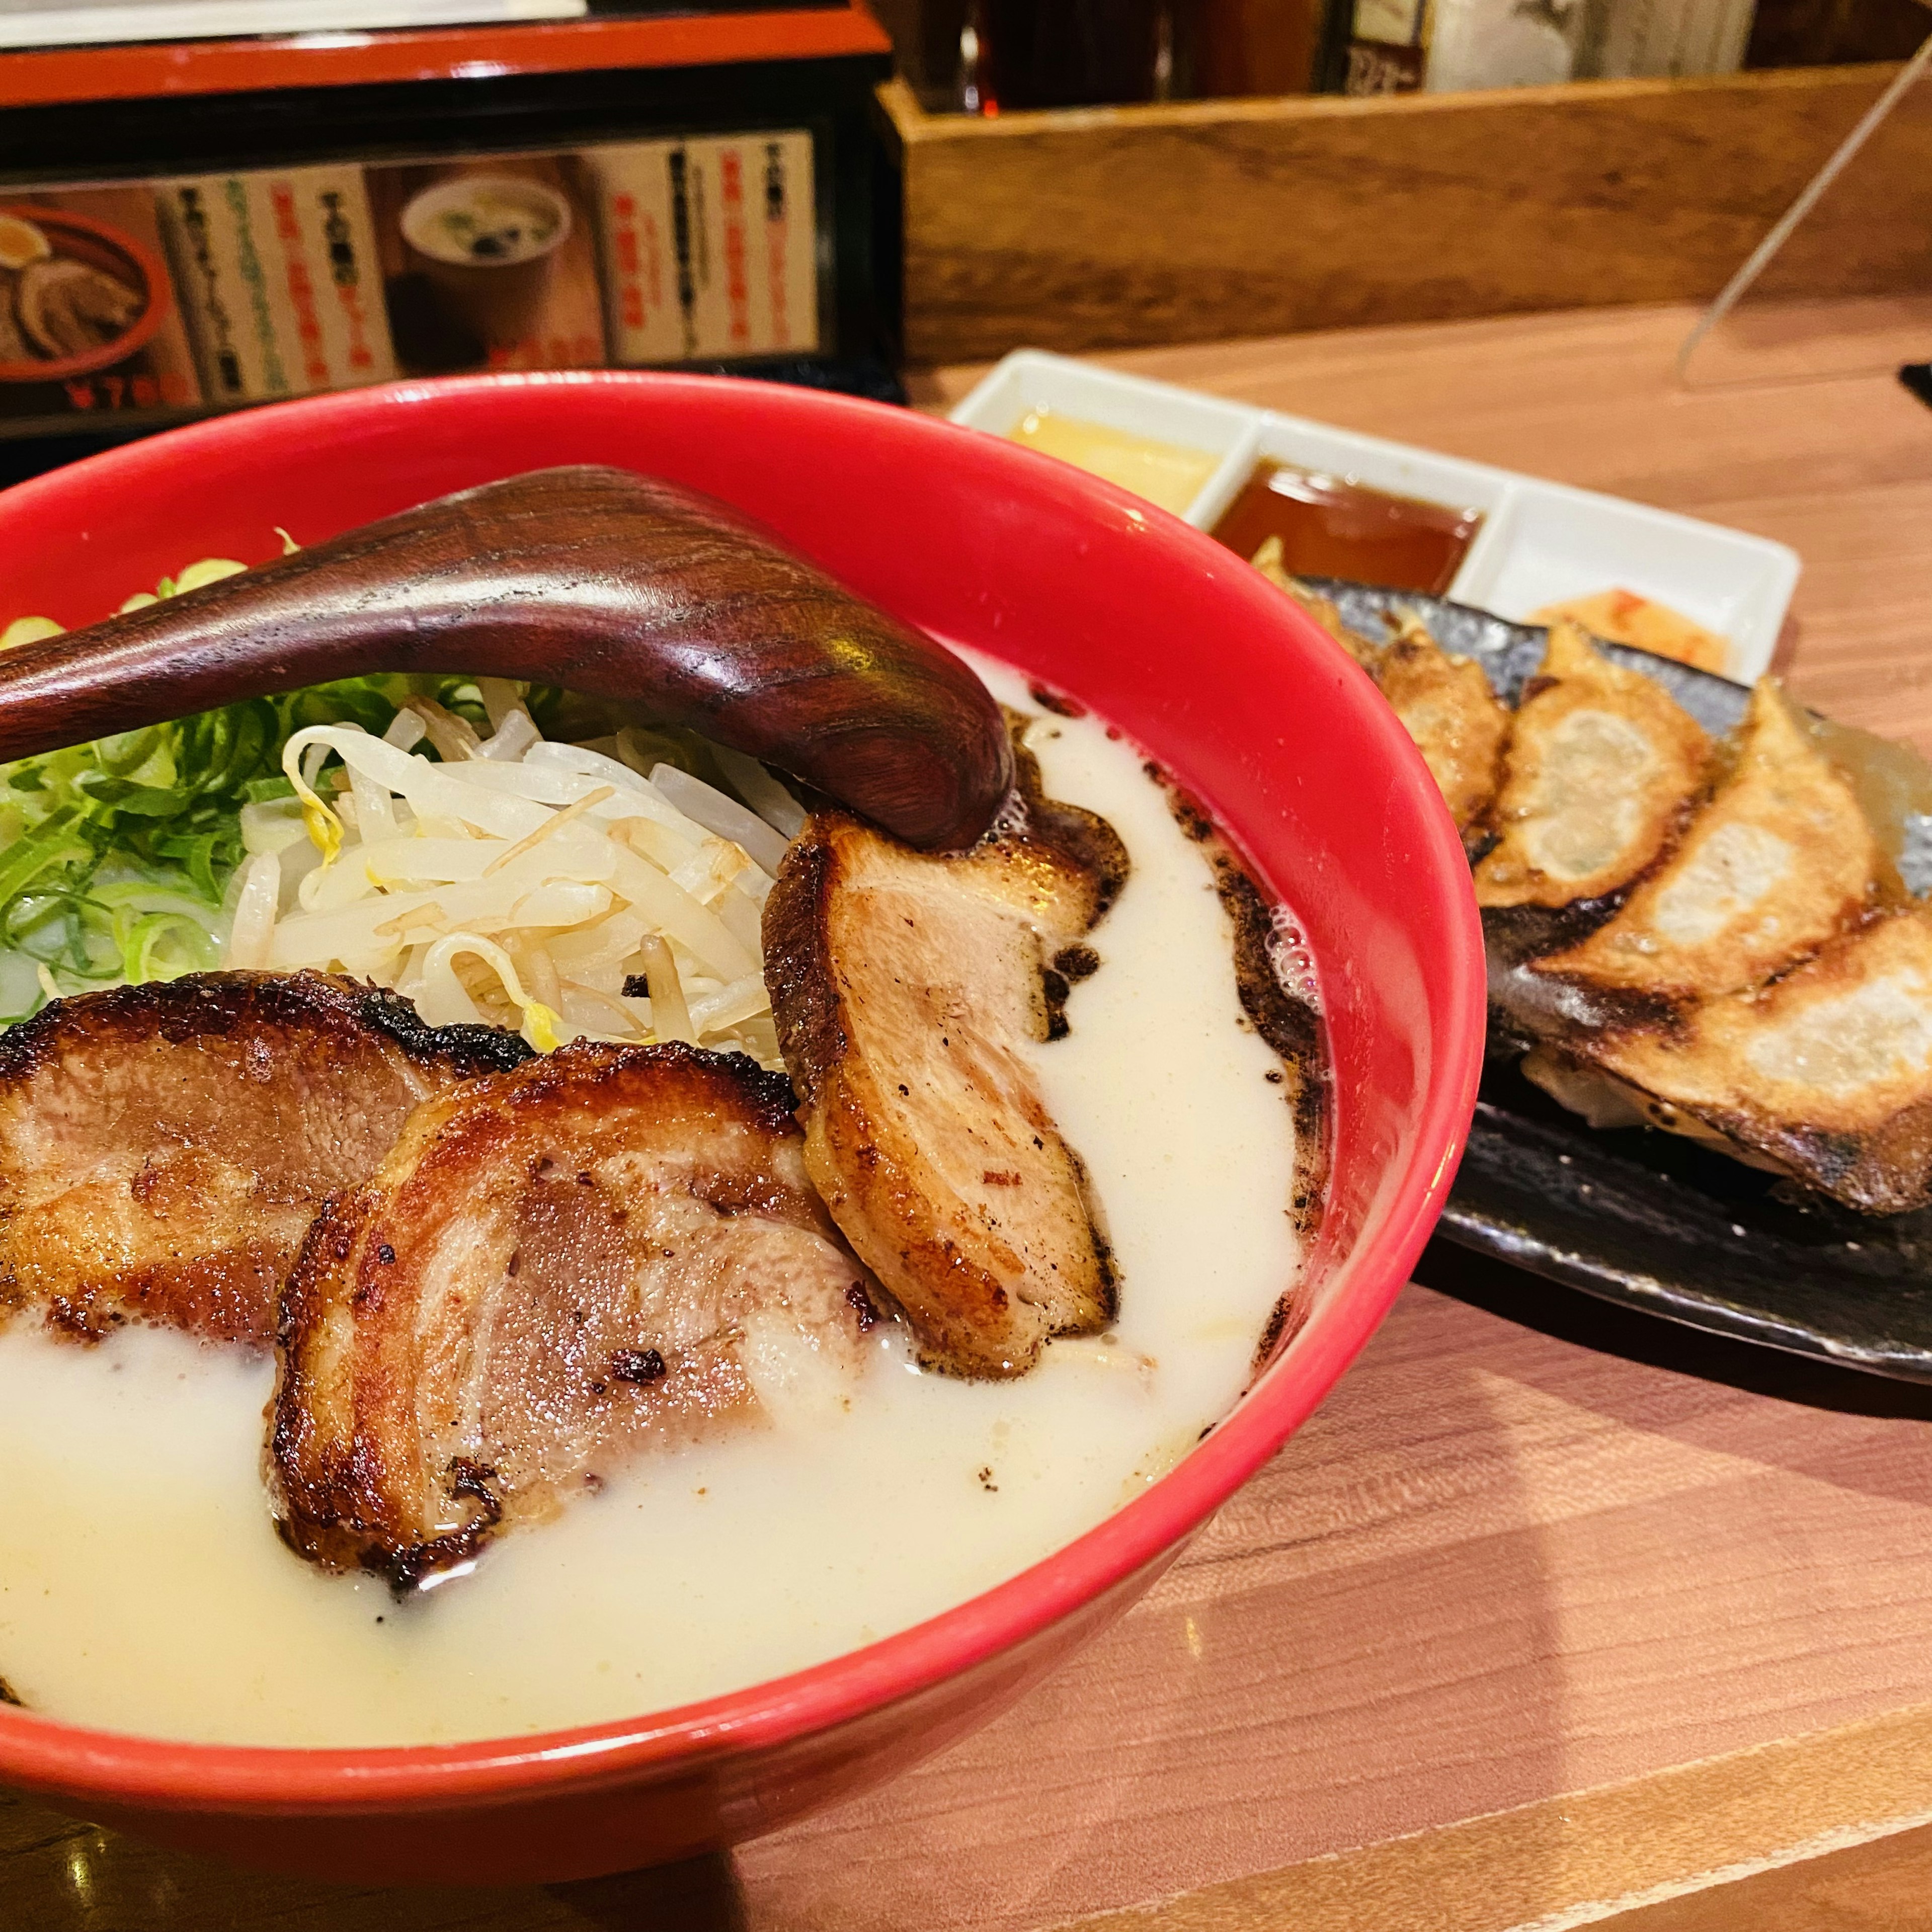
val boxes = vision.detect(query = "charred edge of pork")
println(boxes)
[760,831,842,1098]
[0,970,532,1081]
[352,983,535,1075]
[266,1188,372,1569]
[376,1461,507,1596]
[268,1188,512,1594]
[450,1036,800,1134]
[0,1673,22,1707]
[1154,776,1331,1250]
[1062,1143,1121,1326]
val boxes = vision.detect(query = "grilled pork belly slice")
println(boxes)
[1475,622,1710,911]
[0,971,528,1346]
[1560,907,1932,1214]
[763,758,1128,1379]
[1375,610,1510,839]
[1533,682,1885,1006]
[270,1041,878,1585]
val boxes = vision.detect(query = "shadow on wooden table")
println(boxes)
[555,1856,749,1928]
[1417,1237,1932,1526]
[1416,1238,1932,1423]
[0,1790,752,1931]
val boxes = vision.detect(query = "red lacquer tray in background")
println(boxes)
[0,371,1485,1885]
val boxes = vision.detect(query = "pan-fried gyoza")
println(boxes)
[1545,908,1932,1216]
[1473,619,1711,913]
[1293,576,1932,1215]
[1257,552,1507,842]
[1533,680,1884,1007]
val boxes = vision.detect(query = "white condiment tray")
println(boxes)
[949,349,1799,683]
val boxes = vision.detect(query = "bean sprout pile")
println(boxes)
[246,686,799,1063]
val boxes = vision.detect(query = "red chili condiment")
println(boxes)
[1213,462,1481,596]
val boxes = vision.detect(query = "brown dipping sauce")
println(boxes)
[1213,462,1481,596]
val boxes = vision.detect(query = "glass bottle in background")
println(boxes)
[1185,0,1333,94]
[968,0,1173,110]
[914,0,1872,115]
[900,0,975,107]
[1426,0,1579,92]
[1744,0,1927,65]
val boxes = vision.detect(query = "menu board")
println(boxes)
[155,165,397,401]
[0,130,821,428]
[583,133,818,366]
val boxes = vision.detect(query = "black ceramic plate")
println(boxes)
[1302,579,1932,1383]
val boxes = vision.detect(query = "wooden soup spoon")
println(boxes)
[0,465,1013,852]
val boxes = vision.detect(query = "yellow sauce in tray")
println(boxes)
[1008,409,1220,516]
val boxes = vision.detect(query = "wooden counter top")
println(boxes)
[9,299,1932,1929]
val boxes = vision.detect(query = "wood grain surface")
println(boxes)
[883,64,1932,363]
[10,301,1932,1928]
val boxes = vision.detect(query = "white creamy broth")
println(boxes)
[0,659,1306,1748]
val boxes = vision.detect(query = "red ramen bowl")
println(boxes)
[0,373,1483,1883]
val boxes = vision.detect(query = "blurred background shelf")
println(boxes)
[0,2,904,474]
[880,60,1932,363]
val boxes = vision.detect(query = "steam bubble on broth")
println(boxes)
[1269,908,1322,1013]
[0,653,1313,1747]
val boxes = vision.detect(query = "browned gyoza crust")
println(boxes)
[1475,620,1711,913]
[1566,906,1932,1215]
[1533,680,1884,1008]
[269,1040,879,1587]
[763,738,1129,1379]
[0,970,528,1346]
[1375,613,1511,841]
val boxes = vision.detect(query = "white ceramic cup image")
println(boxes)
[398,174,575,351]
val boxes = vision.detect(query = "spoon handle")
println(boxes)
[0,465,1013,852]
